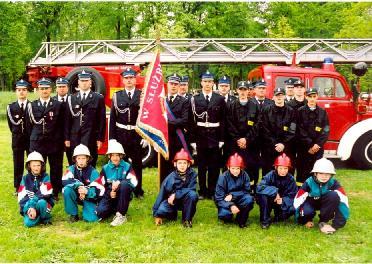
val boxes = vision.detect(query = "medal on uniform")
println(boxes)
[283,126,288,131]
[315,126,322,132]
[49,111,54,120]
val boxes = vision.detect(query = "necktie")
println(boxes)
[169,95,174,104]
[128,92,131,100]
[20,103,24,115]
[206,95,210,104]
[82,93,86,102]
[43,101,47,108]
[259,100,264,105]
[61,97,65,103]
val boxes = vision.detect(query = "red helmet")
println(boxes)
[173,148,193,163]
[274,153,292,167]
[226,153,245,168]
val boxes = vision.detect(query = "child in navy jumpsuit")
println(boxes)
[153,148,198,228]
[215,153,254,228]
[256,153,297,229]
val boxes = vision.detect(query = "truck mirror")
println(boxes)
[352,62,368,77]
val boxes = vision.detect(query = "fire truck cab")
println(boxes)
[248,58,372,169]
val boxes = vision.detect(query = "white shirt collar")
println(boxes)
[40,97,51,105]
[17,99,26,108]
[80,90,91,98]
[58,95,67,101]
[125,88,135,94]
[203,91,213,98]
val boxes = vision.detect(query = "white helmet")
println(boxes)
[106,139,125,155]
[26,151,44,163]
[311,158,336,175]
[73,144,91,158]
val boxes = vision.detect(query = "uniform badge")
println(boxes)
[75,105,80,109]
[315,126,322,132]
[15,115,19,118]
[283,126,288,131]
[247,120,254,126]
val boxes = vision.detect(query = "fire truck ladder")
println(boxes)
[29,38,372,66]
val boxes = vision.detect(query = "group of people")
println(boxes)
[7,68,349,234]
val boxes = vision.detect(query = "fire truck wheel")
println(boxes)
[142,144,156,167]
[352,132,372,169]
[66,67,106,96]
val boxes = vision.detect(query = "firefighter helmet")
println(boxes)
[26,151,44,164]
[311,158,336,175]
[173,148,193,163]
[73,144,91,158]
[274,153,292,167]
[106,139,125,155]
[226,153,245,168]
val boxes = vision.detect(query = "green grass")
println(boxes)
[0,119,371,262]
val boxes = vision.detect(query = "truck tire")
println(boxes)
[65,66,106,96]
[352,132,372,169]
[142,143,156,167]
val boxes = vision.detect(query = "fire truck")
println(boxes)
[26,38,372,169]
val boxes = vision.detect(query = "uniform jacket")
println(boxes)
[261,104,296,149]
[166,95,190,150]
[215,170,251,209]
[7,100,31,150]
[297,105,330,150]
[256,170,297,213]
[100,160,138,194]
[62,165,105,202]
[153,168,197,215]
[294,176,349,220]
[227,99,260,144]
[109,89,141,143]
[27,98,64,154]
[251,97,273,113]
[287,98,307,112]
[18,172,54,215]
[190,92,226,148]
[64,91,106,147]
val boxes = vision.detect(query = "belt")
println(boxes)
[116,122,137,130]
[196,122,220,128]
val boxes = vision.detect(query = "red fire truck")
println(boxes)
[26,39,372,169]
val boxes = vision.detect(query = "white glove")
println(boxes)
[140,139,149,148]
[219,142,224,149]
[190,143,197,156]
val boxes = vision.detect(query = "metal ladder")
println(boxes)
[29,38,372,66]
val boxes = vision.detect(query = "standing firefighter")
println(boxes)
[190,71,226,199]
[64,70,106,168]
[18,152,54,227]
[62,144,105,222]
[153,148,198,228]
[226,81,260,189]
[261,87,296,176]
[109,67,145,198]
[296,87,330,183]
[215,153,254,228]
[96,140,138,226]
[7,79,31,195]
[28,78,64,200]
[178,75,193,100]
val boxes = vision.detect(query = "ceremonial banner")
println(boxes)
[136,50,169,160]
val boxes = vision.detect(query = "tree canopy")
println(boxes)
[0,2,370,90]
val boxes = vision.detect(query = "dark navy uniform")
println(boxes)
[287,98,307,111]
[190,91,226,198]
[64,90,106,167]
[296,104,329,183]
[109,88,144,196]
[226,98,260,187]
[7,99,31,190]
[28,98,64,196]
[215,170,254,227]
[160,94,190,183]
[256,170,297,226]
[261,104,296,176]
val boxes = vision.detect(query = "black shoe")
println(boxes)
[69,215,79,223]
[261,223,270,229]
[239,223,247,228]
[183,220,192,228]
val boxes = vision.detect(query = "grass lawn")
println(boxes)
[0,118,371,261]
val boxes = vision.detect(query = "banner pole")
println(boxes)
[157,152,161,191]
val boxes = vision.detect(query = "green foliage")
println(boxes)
[0,120,371,262]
